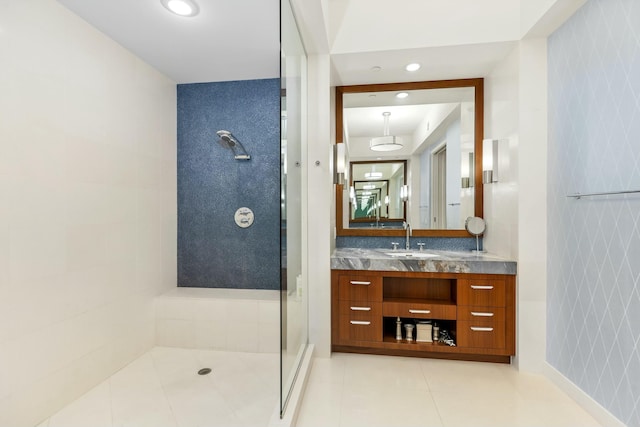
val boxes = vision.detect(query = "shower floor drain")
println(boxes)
[197,368,212,376]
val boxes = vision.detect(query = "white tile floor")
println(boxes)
[295,353,603,427]
[36,347,279,427]
[35,349,603,427]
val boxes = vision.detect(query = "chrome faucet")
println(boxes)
[403,221,412,250]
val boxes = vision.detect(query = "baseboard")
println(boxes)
[543,362,626,427]
[268,344,314,427]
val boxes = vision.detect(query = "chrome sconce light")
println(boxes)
[400,185,409,202]
[334,143,346,185]
[461,152,474,189]
[482,139,499,184]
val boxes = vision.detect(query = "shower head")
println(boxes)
[217,130,236,148]
[216,130,250,160]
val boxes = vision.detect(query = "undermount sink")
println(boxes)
[385,252,439,259]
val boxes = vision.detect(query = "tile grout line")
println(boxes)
[148,349,182,427]
[419,361,446,427]
[107,375,114,427]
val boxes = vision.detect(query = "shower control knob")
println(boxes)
[234,207,254,228]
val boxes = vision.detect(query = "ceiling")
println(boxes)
[56,0,280,84]
[55,0,584,86]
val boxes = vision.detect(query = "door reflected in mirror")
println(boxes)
[336,79,484,237]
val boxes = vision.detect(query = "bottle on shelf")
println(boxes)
[396,317,402,340]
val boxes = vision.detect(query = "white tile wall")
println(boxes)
[484,37,550,374]
[0,1,177,426]
[155,288,280,354]
[548,0,640,425]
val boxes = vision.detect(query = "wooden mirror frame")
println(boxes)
[336,78,484,237]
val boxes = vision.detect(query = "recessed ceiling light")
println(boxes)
[405,63,421,72]
[371,66,382,72]
[161,0,200,17]
[396,92,409,99]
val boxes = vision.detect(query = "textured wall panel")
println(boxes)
[547,1,640,425]
[178,79,280,290]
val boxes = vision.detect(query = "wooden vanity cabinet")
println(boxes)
[335,274,383,343]
[331,270,516,363]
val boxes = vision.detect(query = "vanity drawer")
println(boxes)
[457,278,506,307]
[338,301,382,318]
[382,301,456,320]
[457,320,505,349]
[338,301,382,342]
[457,306,505,322]
[338,275,382,302]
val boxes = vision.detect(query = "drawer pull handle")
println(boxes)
[470,327,494,332]
[408,309,431,314]
[350,306,371,311]
[350,281,371,286]
[350,320,371,325]
[470,285,494,290]
[471,311,494,317]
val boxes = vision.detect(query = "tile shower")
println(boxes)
[0,0,307,425]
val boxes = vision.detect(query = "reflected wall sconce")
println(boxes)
[482,139,499,184]
[461,152,474,189]
[400,185,409,202]
[334,143,346,185]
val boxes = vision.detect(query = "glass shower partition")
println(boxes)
[280,0,308,418]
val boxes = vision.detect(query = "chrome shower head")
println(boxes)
[217,130,236,148]
[216,130,250,160]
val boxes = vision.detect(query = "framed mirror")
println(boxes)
[336,79,484,237]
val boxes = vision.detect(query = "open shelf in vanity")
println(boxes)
[331,264,516,363]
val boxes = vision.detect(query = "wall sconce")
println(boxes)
[482,139,499,184]
[334,143,346,185]
[400,185,409,202]
[461,152,474,189]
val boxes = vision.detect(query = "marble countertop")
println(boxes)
[331,247,517,275]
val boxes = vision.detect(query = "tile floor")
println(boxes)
[35,347,279,427]
[295,353,603,427]
[35,349,603,427]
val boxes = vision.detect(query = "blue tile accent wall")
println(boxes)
[177,79,280,290]
[548,1,640,425]
[336,236,479,252]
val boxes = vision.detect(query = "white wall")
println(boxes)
[515,38,548,373]
[307,54,333,358]
[0,1,177,425]
[484,38,548,373]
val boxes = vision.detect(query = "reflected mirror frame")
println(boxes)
[335,78,484,238]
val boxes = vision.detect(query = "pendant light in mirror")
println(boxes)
[370,112,403,152]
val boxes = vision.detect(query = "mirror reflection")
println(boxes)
[340,81,482,233]
[349,161,406,227]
